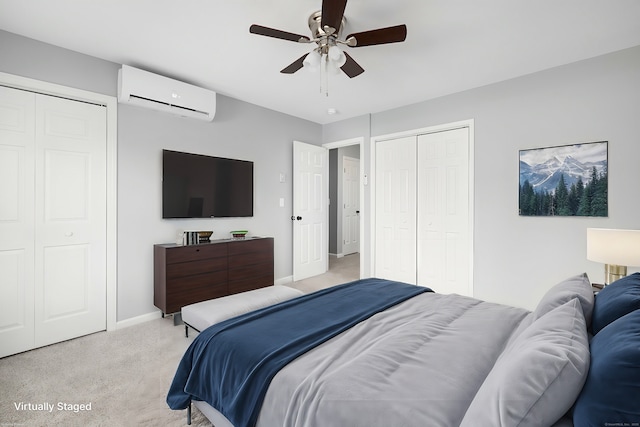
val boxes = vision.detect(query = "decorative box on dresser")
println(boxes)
[154,237,274,315]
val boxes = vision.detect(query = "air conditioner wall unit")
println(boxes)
[117,65,216,122]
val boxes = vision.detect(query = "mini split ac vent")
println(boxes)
[117,65,216,121]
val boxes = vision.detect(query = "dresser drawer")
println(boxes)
[167,257,227,279]
[228,239,273,268]
[228,270,273,295]
[164,272,228,313]
[166,270,227,292]
[166,243,227,264]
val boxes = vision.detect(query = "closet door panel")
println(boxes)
[375,136,416,284]
[34,94,107,347]
[0,86,35,358]
[417,128,470,295]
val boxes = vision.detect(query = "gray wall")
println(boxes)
[117,100,320,320]
[0,30,119,95]
[324,45,640,309]
[1,30,321,322]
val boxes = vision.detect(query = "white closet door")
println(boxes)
[342,156,360,256]
[33,94,107,347]
[375,136,417,284]
[292,141,328,281]
[0,86,36,358]
[417,128,470,295]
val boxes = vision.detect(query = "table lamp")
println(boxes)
[587,228,640,285]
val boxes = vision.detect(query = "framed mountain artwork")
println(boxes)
[519,141,608,217]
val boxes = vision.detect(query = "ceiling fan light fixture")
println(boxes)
[327,59,343,75]
[303,49,322,70]
[328,45,346,67]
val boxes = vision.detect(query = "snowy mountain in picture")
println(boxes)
[519,143,607,195]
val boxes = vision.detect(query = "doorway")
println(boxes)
[327,139,363,278]
[291,137,368,291]
[290,137,364,288]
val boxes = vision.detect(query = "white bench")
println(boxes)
[181,285,304,337]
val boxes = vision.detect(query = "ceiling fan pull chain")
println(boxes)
[321,53,329,96]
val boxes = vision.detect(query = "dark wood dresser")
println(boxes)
[154,237,274,315]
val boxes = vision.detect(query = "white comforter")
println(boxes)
[255,292,529,427]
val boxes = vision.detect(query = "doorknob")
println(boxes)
[291,215,302,221]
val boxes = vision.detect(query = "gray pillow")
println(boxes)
[533,273,594,325]
[460,298,590,427]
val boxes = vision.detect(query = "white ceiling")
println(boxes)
[1,0,640,124]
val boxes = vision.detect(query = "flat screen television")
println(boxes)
[162,149,253,218]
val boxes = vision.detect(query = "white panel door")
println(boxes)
[0,86,36,358]
[342,156,360,256]
[417,128,470,295]
[375,136,417,284]
[34,94,107,347]
[293,141,328,281]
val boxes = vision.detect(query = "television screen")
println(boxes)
[162,149,253,218]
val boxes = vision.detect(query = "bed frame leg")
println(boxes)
[185,324,189,338]
[187,401,192,425]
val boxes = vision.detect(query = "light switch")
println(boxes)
[279,173,286,183]
[279,198,285,207]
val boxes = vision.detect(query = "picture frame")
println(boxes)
[519,141,608,217]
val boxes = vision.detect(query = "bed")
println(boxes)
[167,273,640,427]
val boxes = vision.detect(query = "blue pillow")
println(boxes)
[591,272,640,334]
[573,310,640,425]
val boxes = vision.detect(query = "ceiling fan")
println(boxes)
[249,0,407,78]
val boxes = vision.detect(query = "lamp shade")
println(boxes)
[328,45,346,67]
[303,50,321,70]
[587,228,640,266]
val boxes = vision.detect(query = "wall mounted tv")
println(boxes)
[162,149,253,218]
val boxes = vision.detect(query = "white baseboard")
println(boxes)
[115,311,162,330]
[115,278,296,329]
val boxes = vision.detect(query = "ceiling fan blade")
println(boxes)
[321,0,348,33]
[280,54,308,74]
[250,24,311,43]
[346,24,407,47]
[340,52,364,78]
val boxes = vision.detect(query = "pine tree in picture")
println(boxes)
[518,141,608,217]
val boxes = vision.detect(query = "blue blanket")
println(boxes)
[167,278,430,427]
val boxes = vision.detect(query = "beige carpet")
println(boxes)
[288,253,360,293]
[0,254,359,426]
[0,317,210,427]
